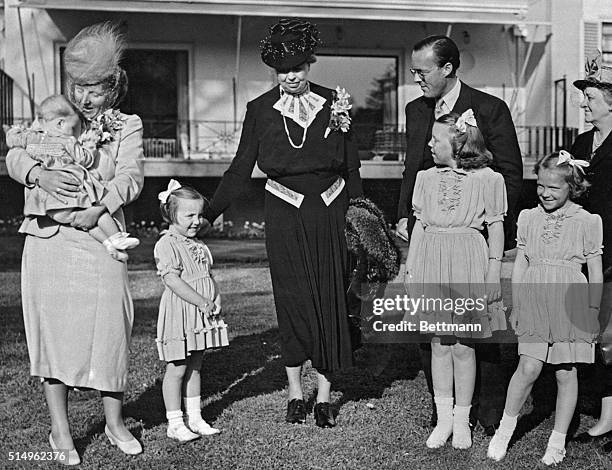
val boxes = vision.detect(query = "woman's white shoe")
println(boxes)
[104,425,143,455]
[49,433,81,466]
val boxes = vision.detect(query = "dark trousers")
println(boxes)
[599,362,612,399]
[420,341,510,427]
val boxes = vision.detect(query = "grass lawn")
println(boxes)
[0,241,611,469]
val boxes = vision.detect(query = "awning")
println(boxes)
[11,0,550,25]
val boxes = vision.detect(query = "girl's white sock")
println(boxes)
[547,430,566,449]
[498,411,518,435]
[452,404,472,449]
[184,395,221,435]
[487,411,518,461]
[166,409,184,429]
[184,396,204,424]
[426,396,454,448]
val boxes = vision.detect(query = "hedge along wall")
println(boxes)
[0,176,538,234]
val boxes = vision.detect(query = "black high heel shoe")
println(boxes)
[314,402,336,428]
[286,399,306,424]
[573,430,612,444]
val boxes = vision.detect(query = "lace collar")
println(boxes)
[165,226,213,265]
[437,166,468,176]
[537,201,581,219]
[273,84,326,129]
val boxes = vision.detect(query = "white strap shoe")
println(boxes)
[108,232,140,250]
[167,424,201,442]
[188,419,221,436]
[541,445,566,466]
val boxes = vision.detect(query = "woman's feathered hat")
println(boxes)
[63,22,128,107]
[573,50,612,91]
[260,19,320,71]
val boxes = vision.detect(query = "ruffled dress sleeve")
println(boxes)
[411,170,426,221]
[484,171,508,225]
[583,213,603,259]
[154,235,183,278]
[515,209,529,250]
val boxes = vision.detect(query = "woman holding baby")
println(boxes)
[6,22,144,465]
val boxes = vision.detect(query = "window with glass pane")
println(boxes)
[308,54,401,160]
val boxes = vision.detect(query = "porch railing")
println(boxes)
[1,117,579,162]
[515,125,579,158]
[139,120,579,162]
[0,70,34,156]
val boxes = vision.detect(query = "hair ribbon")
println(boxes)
[455,108,478,133]
[158,179,181,203]
[557,150,590,174]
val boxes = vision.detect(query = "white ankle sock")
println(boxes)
[498,411,518,436]
[184,396,203,424]
[426,396,454,448]
[452,404,472,449]
[547,430,566,449]
[166,409,184,428]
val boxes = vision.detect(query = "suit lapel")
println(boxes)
[451,81,472,114]
[590,131,612,168]
[417,97,435,118]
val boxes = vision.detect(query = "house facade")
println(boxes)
[0,0,606,223]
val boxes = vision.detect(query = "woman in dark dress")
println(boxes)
[570,52,612,449]
[204,19,362,428]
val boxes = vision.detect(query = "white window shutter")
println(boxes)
[584,21,601,57]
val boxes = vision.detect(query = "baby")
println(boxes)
[5,94,139,261]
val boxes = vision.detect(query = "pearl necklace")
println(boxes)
[281,97,309,149]
[593,130,608,151]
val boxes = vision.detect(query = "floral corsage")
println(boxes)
[79,109,125,150]
[324,86,352,138]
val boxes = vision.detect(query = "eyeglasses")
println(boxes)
[410,68,436,79]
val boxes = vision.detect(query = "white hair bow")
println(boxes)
[158,179,181,203]
[557,150,590,173]
[455,108,478,133]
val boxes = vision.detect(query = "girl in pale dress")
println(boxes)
[154,180,227,442]
[487,151,603,466]
[405,109,507,450]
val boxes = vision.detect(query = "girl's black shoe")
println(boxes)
[286,399,306,424]
[314,402,336,428]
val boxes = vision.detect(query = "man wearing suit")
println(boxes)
[396,35,523,435]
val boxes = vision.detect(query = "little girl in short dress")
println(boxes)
[487,151,603,466]
[154,179,229,442]
[405,109,507,450]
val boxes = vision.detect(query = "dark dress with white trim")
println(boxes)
[205,83,362,372]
